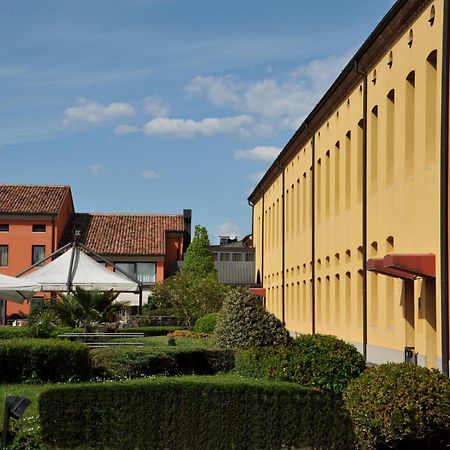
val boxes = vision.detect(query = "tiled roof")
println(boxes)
[61,213,185,256]
[0,185,71,215]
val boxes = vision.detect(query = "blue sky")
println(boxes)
[0,0,394,243]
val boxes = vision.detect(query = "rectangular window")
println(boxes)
[212,252,219,261]
[245,253,254,262]
[0,224,9,232]
[0,245,8,266]
[32,245,45,266]
[32,224,46,233]
[115,262,156,284]
[220,253,230,262]
[232,253,242,262]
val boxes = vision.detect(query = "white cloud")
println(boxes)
[185,53,350,133]
[90,164,102,175]
[235,146,281,162]
[142,169,158,179]
[63,98,135,124]
[142,96,170,117]
[143,115,254,138]
[249,171,265,182]
[218,220,241,239]
[115,124,141,135]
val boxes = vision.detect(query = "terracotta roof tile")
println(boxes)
[61,213,184,256]
[0,185,71,215]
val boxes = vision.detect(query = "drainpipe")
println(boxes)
[441,0,450,377]
[260,189,265,286]
[248,199,255,283]
[306,124,316,334]
[355,61,368,362]
[277,162,286,324]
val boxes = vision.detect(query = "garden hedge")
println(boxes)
[116,326,187,336]
[91,347,235,379]
[0,338,91,382]
[345,363,450,449]
[40,376,355,449]
[235,334,365,395]
[0,326,31,339]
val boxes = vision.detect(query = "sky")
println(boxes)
[0,0,395,244]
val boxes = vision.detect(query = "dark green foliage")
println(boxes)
[0,339,91,382]
[344,363,450,449]
[215,288,290,348]
[0,326,32,339]
[194,313,218,333]
[91,347,235,379]
[116,326,187,336]
[236,334,365,395]
[56,287,127,329]
[40,376,355,449]
[183,225,216,278]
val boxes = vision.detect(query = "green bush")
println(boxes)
[116,326,187,336]
[194,313,218,333]
[236,334,365,395]
[345,363,450,449]
[91,347,235,379]
[215,288,290,348]
[0,339,92,383]
[0,326,32,339]
[40,376,355,449]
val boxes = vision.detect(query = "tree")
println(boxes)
[182,225,216,279]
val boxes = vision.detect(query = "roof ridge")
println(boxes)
[0,184,70,188]
[72,212,183,217]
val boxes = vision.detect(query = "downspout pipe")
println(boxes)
[277,162,286,324]
[260,189,265,286]
[441,0,450,377]
[305,124,315,334]
[355,61,368,362]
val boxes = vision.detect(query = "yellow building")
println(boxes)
[249,0,450,374]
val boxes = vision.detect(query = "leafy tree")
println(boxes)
[182,225,216,278]
[56,287,128,330]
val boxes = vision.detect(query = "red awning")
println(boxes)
[367,253,435,279]
[249,287,266,298]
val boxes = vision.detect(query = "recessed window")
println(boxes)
[212,252,219,261]
[429,5,435,26]
[408,29,414,48]
[0,224,9,232]
[32,224,46,233]
[245,253,254,262]
[115,262,156,284]
[232,253,243,262]
[32,245,45,266]
[388,51,393,68]
[0,245,8,266]
[220,253,230,262]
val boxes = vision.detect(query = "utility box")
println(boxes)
[404,346,417,365]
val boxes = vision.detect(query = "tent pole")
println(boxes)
[1,301,6,325]
[139,287,143,316]
[66,241,77,294]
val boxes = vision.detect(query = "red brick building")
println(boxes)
[0,184,191,318]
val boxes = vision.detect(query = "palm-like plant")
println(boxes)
[56,287,128,329]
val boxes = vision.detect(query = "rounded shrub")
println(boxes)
[194,313,218,333]
[344,363,450,449]
[235,334,365,395]
[215,288,290,349]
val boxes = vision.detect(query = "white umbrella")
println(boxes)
[0,273,42,304]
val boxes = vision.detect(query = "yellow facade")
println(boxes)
[251,0,445,369]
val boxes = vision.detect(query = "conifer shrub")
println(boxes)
[0,338,92,382]
[40,376,355,449]
[235,334,365,395]
[215,288,290,349]
[344,363,450,449]
[194,313,218,333]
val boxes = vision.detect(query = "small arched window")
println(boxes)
[408,29,414,48]
[388,51,393,68]
[429,5,435,26]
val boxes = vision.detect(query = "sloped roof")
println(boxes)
[0,185,71,215]
[61,213,184,256]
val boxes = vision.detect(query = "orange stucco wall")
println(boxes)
[164,235,182,278]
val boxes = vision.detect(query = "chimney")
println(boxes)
[220,236,230,245]
[183,209,192,252]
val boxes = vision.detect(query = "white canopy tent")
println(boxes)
[0,273,42,304]
[20,246,139,293]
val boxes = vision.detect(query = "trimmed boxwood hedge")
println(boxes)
[91,347,235,379]
[0,338,91,382]
[0,326,32,339]
[345,363,450,449]
[116,326,187,336]
[40,376,355,449]
[235,334,365,395]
